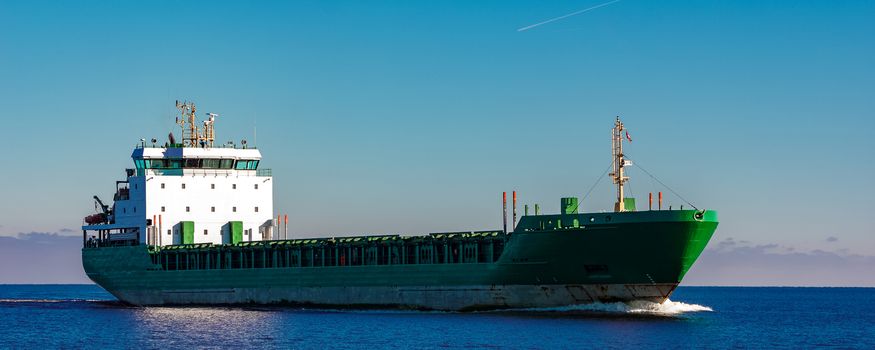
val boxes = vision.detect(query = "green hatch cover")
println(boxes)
[230,221,243,244]
[561,197,579,214]
[181,221,195,245]
[623,198,636,212]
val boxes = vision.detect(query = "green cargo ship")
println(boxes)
[81,105,717,310]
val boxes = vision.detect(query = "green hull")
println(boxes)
[83,210,717,310]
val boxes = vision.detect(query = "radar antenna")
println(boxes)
[204,112,218,147]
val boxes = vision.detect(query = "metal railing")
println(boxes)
[135,143,258,150]
[143,168,272,177]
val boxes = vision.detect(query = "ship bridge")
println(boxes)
[82,101,274,248]
[132,146,268,177]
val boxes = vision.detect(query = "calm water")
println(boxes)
[0,285,872,349]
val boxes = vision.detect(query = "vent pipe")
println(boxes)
[658,192,663,210]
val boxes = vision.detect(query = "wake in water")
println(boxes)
[503,299,712,316]
[0,299,101,303]
[0,297,710,318]
[291,299,712,317]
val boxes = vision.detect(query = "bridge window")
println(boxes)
[179,158,235,169]
[202,159,221,169]
[145,159,182,169]
[235,160,259,170]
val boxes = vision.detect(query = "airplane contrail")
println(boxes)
[517,0,622,32]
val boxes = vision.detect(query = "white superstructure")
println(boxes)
[82,101,274,246]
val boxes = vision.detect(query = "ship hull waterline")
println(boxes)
[83,210,717,311]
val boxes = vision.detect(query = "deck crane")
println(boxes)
[84,195,112,225]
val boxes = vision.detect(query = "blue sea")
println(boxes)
[0,286,872,349]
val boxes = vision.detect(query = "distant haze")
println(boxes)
[0,234,90,284]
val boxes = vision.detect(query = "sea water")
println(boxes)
[0,285,872,348]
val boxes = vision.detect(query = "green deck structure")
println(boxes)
[230,221,243,245]
[181,221,194,245]
[82,209,717,310]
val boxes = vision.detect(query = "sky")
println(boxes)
[0,0,873,285]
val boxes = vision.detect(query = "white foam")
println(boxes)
[625,299,713,314]
[507,299,713,315]
[241,299,713,316]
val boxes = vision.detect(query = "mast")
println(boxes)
[174,100,217,148]
[610,116,630,212]
[175,100,198,147]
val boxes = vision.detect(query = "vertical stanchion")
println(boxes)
[158,215,163,246]
[512,191,517,229]
[658,192,663,210]
[502,192,507,234]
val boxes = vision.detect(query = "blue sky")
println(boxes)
[0,0,873,285]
